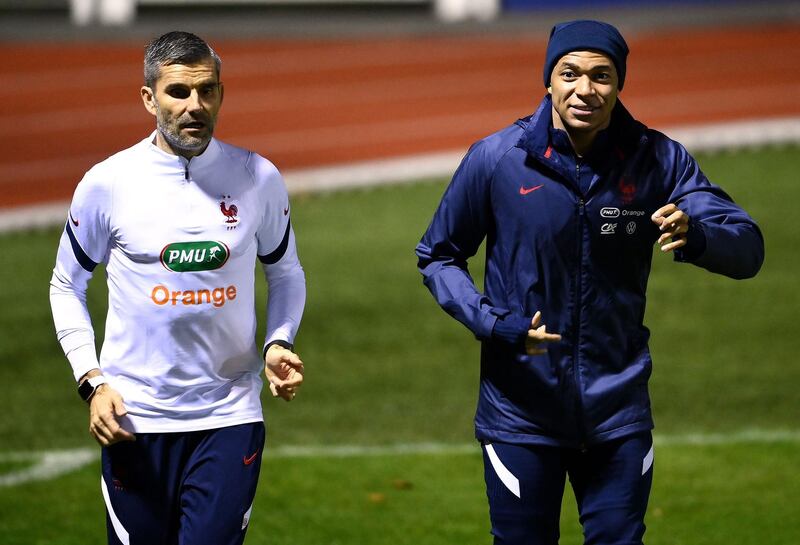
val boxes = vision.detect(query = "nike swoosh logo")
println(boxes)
[283,207,289,216]
[243,450,260,466]
[69,210,79,226]
[519,184,544,195]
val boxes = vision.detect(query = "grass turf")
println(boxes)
[1,441,798,544]
[0,145,798,543]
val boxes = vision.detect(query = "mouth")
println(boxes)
[569,105,597,116]
[181,121,207,131]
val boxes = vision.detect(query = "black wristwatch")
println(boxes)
[263,339,294,358]
[78,376,108,402]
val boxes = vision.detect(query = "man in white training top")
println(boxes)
[49,31,306,545]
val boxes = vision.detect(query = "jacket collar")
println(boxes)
[144,130,221,171]
[517,95,647,174]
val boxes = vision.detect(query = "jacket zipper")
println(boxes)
[574,162,587,451]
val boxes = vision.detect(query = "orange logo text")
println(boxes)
[151,284,237,308]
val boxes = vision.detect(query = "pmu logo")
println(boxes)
[160,241,229,272]
[600,207,620,218]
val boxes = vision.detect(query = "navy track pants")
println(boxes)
[482,432,654,545]
[101,422,265,545]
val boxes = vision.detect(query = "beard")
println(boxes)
[155,106,215,156]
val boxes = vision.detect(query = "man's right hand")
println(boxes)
[88,385,135,446]
[525,311,562,356]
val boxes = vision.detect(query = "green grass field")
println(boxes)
[1,146,799,544]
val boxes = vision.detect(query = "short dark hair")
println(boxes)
[144,31,221,88]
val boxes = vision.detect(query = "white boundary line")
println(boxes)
[0,448,97,487]
[2,428,799,488]
[2,116,799,234]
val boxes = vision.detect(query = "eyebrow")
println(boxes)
[559,62,613,72]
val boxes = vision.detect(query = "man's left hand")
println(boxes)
[651,203,690,252]
[264,344,304,401]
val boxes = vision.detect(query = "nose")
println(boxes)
[186,89,204,113]
[575,75,595,97]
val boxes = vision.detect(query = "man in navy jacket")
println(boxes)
[416,20,764,545]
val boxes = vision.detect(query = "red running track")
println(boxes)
[1,24,799,208]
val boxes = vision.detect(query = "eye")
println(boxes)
[166,86,190,99]
[201,84,218,96]
[561,70,576,80]
[594,72,611,82]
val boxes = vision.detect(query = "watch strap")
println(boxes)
[78,375,108,402]
[263,339,294,358]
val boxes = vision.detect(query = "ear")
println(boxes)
[219,81,225,106]
[547,85,552,94]
[141,86,157,116]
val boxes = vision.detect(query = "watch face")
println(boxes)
[78,380,96,402]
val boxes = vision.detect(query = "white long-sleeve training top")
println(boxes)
[50,133,306,433]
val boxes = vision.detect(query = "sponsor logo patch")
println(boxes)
[150,284,237,308]
[160,241,229,272]
[601,223,617,235]
[626,221,637,235]
[600,207,620,218]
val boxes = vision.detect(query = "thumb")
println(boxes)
[530,311,542,329]
[275,349,302,368]
[286,352,304,367]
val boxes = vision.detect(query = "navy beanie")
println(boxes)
[543,20,629,90]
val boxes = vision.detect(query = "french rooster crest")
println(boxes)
[219,195,239,229]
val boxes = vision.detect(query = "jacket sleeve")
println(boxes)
[259,223,306,351]
[253,156,306,351]
[415,140,509,341]
[667,142,764,280]
[49,170,112,381]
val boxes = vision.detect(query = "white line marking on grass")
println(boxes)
[2,429,800,487]
[2,116,799,233]
[0,448,97,487]
[269,442,478,459]
[654,428,800,446]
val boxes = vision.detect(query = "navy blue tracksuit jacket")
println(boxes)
[416,96,764,449]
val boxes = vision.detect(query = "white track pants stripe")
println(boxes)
[242,501,254,530]
[642,444,655,475]
[485,443,521,498]
[101,475,130,545]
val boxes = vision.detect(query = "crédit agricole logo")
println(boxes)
[160,241,229,272]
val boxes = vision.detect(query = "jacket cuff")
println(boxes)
[674,219,707,262]
[491,314,532,347]
[67,344,101,382]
